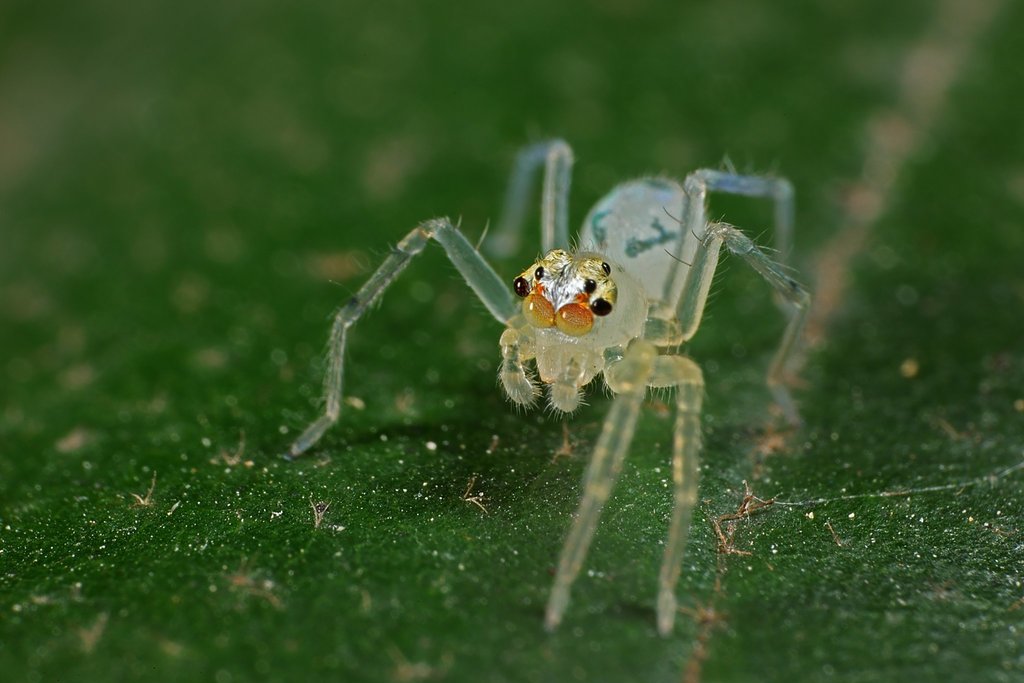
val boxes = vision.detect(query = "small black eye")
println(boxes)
[591,298,613,316]
[534,267,545,280]
[513,276,530,298]
[584,279,597,294]
[601,262,611,275]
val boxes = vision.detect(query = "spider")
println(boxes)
[285,139,809,636]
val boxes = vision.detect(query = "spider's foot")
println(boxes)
[768,384,802,428]
[544,589,569,633]
[656,589,677,636]
[284,415,336,462]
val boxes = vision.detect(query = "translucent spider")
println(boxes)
[286,139,809,635]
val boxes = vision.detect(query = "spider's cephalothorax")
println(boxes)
[502,248,649,414]
[513,249,617,336]
[286,138,809,637]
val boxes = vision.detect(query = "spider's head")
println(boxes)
[512,249,617,336]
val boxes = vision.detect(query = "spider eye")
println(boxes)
[534,266,545,280]
[590,298,613,316]
[513,276,530,298]
[601,262,611,275]
[584,279,597,294]
[523,292,555,328]
[555,303,594,336]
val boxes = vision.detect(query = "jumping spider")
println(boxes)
[285,140,809,635]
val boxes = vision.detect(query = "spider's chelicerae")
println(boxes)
[286,140,809,635]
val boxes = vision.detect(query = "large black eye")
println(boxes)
[591,298,613,316]
[601,262,611,275]
[513,276,530,297]
[584,279,597,294]
[534,266,545,280]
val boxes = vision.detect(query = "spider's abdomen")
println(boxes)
[580,178,696,306]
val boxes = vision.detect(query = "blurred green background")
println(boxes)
[2,1,1023,681]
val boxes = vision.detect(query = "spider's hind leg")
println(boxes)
[287,218,516,458]
[486,139,575,257]
[665,169,794,309]
[708,222,810,424]
[683,169,794,262]
[676,220,810,425]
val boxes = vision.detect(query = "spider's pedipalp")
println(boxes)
[499,324,539,407]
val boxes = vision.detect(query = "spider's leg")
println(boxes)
[648,356,704,636]
[688,169,795,260]
[545,340,657,631]
[664,169,794,307]
[287,218,516,458]
[486,139,574,257]
[676,221,810,425]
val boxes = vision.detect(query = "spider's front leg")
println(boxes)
[650,355,704,636]
[287,218,516,459]
[544,339,657,631]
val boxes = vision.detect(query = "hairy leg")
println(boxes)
[288,218,515,458]
[545,340,656,630]
[676,221,809,424]
[663,169,794,308]
[648,356,704,635]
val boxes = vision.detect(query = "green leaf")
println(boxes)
[2,1,1022,682]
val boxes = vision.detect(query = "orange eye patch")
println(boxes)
[523,292,555,328]
[554,303,594,336]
